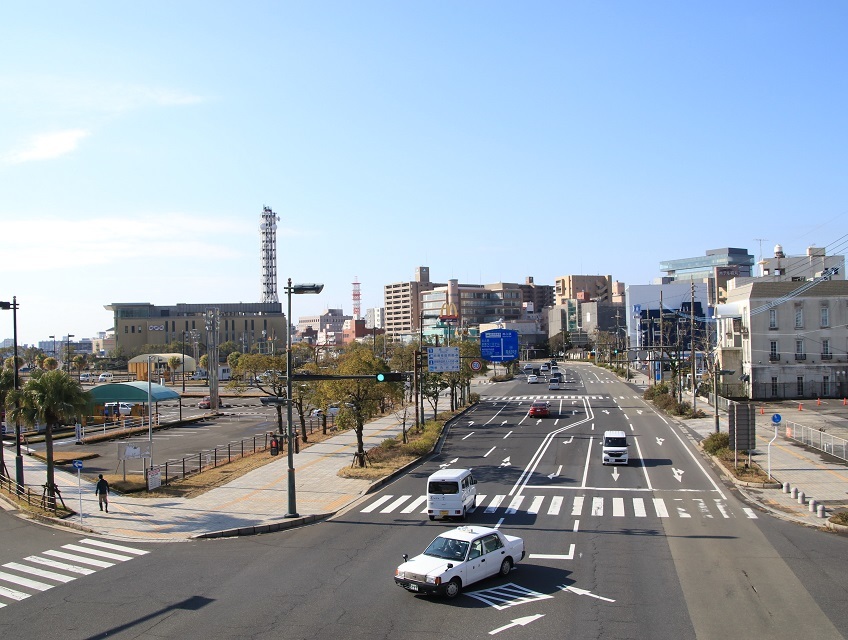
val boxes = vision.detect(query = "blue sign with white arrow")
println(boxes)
[480,330,519,362]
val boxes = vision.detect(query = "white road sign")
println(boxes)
[427,346,460,372]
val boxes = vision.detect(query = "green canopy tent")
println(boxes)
[87,381,182,422]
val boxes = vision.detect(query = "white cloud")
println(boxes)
[0,75,205,114]
[5,129,90,164]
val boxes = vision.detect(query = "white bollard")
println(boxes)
[817,504,826,518]
[791,487,798,499]
[809,499,817,512]
[783,482,791,493]
[797,490,806,505]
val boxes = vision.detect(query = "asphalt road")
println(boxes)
[0,363,846,639]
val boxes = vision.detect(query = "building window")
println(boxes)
[769,309,777,329]
[131,326,135,334]
[769,341,779,361]
[821,306,830,328]
[823,376,831,396]
[823,339,831,358]
[124,326,129,334]
[795,306,803,329]
[771,377,779,397]
[797,376,804,396]
[795,339,805,359]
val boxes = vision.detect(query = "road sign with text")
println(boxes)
[480,330,519,362]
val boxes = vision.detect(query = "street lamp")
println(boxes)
[65,334,75,373]
[0,298,24,489]
[713,361,736,433]
[49,334,56,358]
[284,279,324,518]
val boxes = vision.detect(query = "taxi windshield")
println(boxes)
[424,536,470,560]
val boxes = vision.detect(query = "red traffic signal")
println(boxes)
[270,435,279,456]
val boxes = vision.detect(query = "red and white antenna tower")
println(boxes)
[352,277,361,320]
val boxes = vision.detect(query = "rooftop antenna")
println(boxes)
[260,206,280,303]
[754,238,767,263]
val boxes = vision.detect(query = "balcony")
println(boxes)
[821,353,833,360]
[768,353,780,362]
[794,353,806,361]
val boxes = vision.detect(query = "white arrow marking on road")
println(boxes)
[467,421,474,426]
[559,585,616,603]
[500,457,511,467]
[672,468,685,482]
[656,437,665,446]
[489,614,545,635]
[439,458,459,468]
[636,409,643,415]
[563,436,574,444]
[602,409,609,414]
[501,420,508,426]
[547,465,562,479]
[611,467,620,482]
[462,432,475,440]
[536,419,543,425]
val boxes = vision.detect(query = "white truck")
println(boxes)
[394,526,525,599]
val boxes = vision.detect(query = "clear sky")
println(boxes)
[2,2,847,345]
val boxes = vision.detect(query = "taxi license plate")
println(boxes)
[406,584,418,592]
[439,510,448,516]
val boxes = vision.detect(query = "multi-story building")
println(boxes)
[384,266,440,338]
[297,309,351,346]
[554,275,617,305]
[716,280,848,400]
[659,247,755,306]
[756,244,844,281]
[364,307,385,330]
[105,302,288,356]
[518,277,555,312]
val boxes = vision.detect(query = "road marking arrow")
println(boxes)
[547,464,563,479]
[563,436,573,444]
[489,614,545,635]
[500,457,511,467]
[602,409,610,414]
[656,437,665,446]
[439,458,460,468]
[672,467,685,482]
[611,467,620,481]
[636,409,643,415]
[559,585,616,603]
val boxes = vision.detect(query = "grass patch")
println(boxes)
[830,511,848,526]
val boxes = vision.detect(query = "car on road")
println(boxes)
[528,401,549,417]
[394,526,525,599]
[526,374,539,384]
[539,363,550,373]
[79,373,92,382]
[198,396,229,409]
[311,405,341,418]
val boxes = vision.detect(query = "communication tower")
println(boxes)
[260,206,279,303]
[352,277,361,320]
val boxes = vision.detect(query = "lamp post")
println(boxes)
[713,360,736,433]
[0,298,24,488]
[49,334,56,358]
[147,355,154,471]
[284,279,324,518]
[65,334,74,373]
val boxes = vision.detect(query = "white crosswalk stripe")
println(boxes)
[0,539,150,610]
[359,493,738,521]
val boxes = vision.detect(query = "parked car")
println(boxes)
[394,526,525,599]
[198,396,229,409]
[98,372,114,383]
[527,374,539,384]
[311,405,341,418]
[79,373,92,382]
[528,401,549,417]
[105,402,135,417]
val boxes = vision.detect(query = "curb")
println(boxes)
[826,519,848,534]
[193,513,331,539]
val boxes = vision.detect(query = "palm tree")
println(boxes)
[167,356,182,386]
[6,370,89,508]
[0,367,15,477]
[72,354,87,381]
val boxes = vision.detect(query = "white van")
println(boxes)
[98,372,114,383]
[427,468,477,521]
[602,430,629,465]
[105,402,135,417]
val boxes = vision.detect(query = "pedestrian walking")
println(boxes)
[95,474,109,513]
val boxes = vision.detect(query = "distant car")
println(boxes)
[528,401,549,417]
[198,396,229,409]
[522,363,534,373]
[105,402,135,417]
[539,364,550,373]
[311,405,341,418]
[527,374,539,384]
[548,381,560,391]
[549,373,562,383]
[98,372,114,382]
[79,373,92,382]
[394,526,525,599]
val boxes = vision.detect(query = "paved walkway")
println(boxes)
[3,372,847,538]
[1,412,414,542]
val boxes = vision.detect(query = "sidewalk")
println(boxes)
[627,368,848,527]
[2,412,414,542]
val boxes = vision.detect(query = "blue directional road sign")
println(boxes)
[772,413,782,424]
[72,460,83,470]
[480,330,519,362]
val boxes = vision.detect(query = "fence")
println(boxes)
[752,380,848,401]
[158,419,329,485]
[0,474,70,515]
[783,420,848,463]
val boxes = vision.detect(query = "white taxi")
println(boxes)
[394,526,525,599]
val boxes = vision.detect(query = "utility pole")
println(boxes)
[691,281,697,413]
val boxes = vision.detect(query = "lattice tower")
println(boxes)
[260,206,280,303]
[352,277,361,320]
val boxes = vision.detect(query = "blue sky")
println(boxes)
[2,2,847,345]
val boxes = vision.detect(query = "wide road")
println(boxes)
[0,363,845,639]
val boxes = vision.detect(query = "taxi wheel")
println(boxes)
[443,578,462,599]
[499,558,512,577]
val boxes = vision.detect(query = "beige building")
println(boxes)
[105,302,288,356]
[555,275,620,305]
[384,267,439,337]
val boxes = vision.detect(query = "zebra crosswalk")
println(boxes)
[0,538,149,609]
[486,395,607,401]
[357,493,756,522]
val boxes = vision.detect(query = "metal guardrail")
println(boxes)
[783,420,848,463]
[0,474,69,514]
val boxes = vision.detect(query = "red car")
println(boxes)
[528,401,549,417]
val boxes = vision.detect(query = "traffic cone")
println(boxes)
[760,406,765,415]
[817,398,822,406]
[798,403,803,411]
[843,398,847,406]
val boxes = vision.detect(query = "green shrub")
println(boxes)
[654,393,677,412]
[702,432,729,455]
[469,393,480,404]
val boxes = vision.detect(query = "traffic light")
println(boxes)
[269,435,279,456]
[375,372,404,382]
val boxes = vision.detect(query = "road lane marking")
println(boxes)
[591,497,604,516]
[382,495,412,513]
[572,496,584,516]
[361,495,393,513]
[401,496,427,513]
[743,508,758,519]
[633,497,647,517]
[548,496,563,515]
[653,498,669,518]
[612,497,625,517]
[527,496,544,515]
[485,495,505,513]
[505,496,525,514]
[484,447,497,457]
